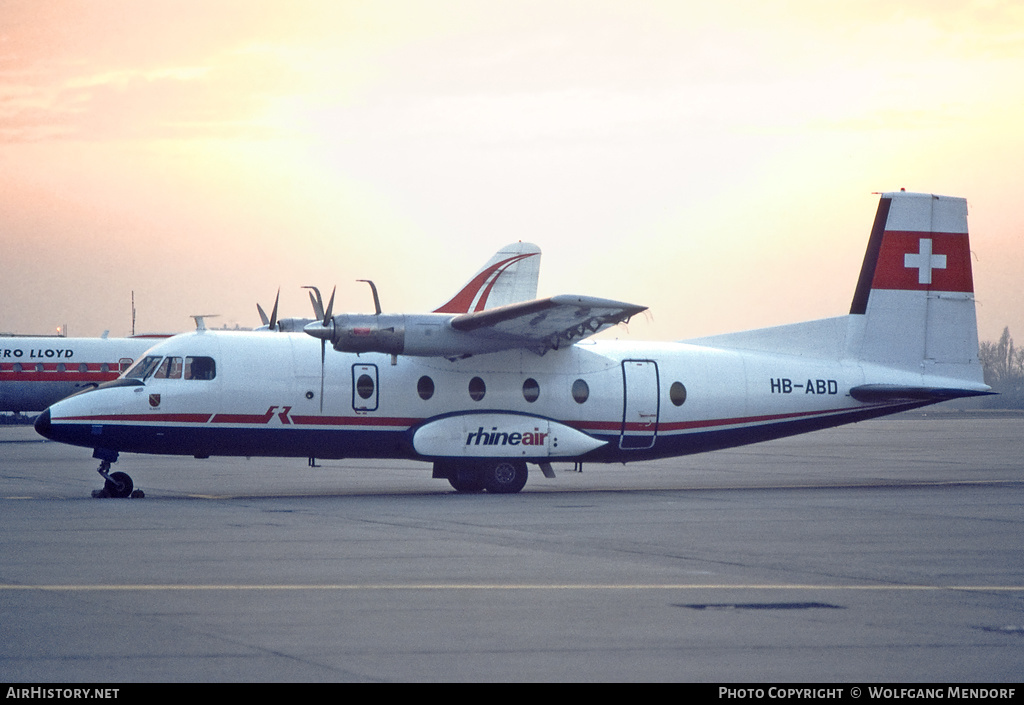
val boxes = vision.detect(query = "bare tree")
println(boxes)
[979,327,1024,407]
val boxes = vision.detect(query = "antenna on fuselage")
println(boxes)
[191,314,219,332]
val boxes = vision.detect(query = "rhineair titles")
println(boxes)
[466,426,549,447]
[770,378,838,395]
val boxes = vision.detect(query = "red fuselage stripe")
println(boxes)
[54,404,869,432]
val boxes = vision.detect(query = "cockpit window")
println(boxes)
[184,356,216,380]
[123,355,163,381]
[154,357,183,379]
[123,355,215,381]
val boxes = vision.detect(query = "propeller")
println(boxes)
[303,286,325,321]
[302,286,336,413]
[256,289,281,331]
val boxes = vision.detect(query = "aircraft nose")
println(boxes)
[34,408,52,439]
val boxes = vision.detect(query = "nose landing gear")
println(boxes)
[91,459,145,499]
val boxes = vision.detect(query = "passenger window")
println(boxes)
[522,378,540,403]
[356,374,375,400]
[417,376,435,400]
[670,382,687,406]
[184,356,216,380]
[154,357,183,379]
[468,376,486,402]
[571,379,590,404]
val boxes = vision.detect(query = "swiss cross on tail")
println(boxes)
[903,238,946,284]
[871,231,973,292]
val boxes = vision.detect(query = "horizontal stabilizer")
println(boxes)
[849,384,995,403]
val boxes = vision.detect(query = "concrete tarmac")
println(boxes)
[1,414,1022,683]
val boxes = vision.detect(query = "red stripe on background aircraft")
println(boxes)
[34,194,991,497]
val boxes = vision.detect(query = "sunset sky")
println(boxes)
[1,0,1021,345]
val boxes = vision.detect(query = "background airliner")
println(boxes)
[34,192,990,497]
[1,333,168,414]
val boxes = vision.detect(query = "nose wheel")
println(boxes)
[92,460,144,499]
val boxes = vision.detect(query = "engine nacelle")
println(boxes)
[305,313,521,358]
[330,314,406,355]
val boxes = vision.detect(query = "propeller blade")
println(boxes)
[303,286,324,321]
[323,286,336,325]
[358,279,382,315]
[268,288,280,330]
[319,337,326,413]
[256,303,270,327]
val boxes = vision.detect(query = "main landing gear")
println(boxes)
[92,458,145,499]
[436,459,530,494]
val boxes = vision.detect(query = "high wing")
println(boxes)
[305,294,646,358]
[303,242,646,358]
[449,295,647,355]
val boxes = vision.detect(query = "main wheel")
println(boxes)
[482,460,528,494]
[103,471,134,499]
[447,465,485,493]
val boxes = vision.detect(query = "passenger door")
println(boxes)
[620,359,659,450]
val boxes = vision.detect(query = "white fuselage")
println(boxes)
[35,327,937,464]
[30,191,993,496]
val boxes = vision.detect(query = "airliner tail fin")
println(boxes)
[851,190,984,387]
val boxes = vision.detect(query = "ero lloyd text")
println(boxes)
[2,348,76,359]
[770,378,839,395]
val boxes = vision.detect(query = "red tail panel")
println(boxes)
[870,231,974,293]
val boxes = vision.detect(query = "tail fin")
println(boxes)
[851,191,984,385]
[433,242,541,314]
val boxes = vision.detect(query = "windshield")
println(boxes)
[123,355,163,381]
[121,354,217,382]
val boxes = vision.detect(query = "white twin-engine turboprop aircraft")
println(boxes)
[35,192,992,497]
